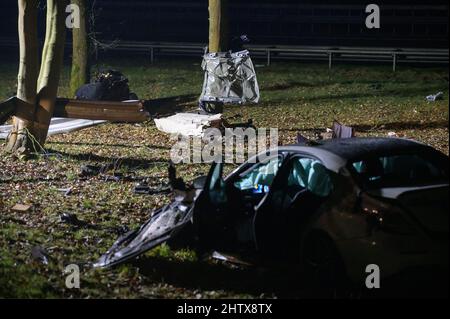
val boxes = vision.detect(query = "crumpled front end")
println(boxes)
[94,195,197,268]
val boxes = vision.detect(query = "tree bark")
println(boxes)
[33,0,68,144]
[208,0,228,53]
[6,0,39,153]
[70,0,89,97]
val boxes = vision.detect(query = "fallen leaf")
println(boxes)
[11,203,32,212]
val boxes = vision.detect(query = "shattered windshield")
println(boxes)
[352,153,449,189]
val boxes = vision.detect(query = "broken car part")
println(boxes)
[331,120,355,139]
[211,251,253,268]
[154,112,223,137]
[93,198,196,268]
[60,213,90,228]
[94,163,203,268]
[53,98,149,122]
[31,246,50,265]
[199,50,260,114]
[426,91,444,102]
[154,112,255,137]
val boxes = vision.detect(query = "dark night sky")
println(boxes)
[0,1,448,48]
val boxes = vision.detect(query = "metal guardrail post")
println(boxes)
[328,52,333,70]
[150,46,154,64]
[392,53,397,72]
[266,49,271,66]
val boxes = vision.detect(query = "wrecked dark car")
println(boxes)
[95,137,449,290]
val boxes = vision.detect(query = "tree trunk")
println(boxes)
[33,0,68,144]
[70,0,89,97]
[6,0,39,153]
[208,0,228,53]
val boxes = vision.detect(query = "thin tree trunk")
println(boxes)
[208,0,228,53]
[70,0,89,97]
[6,0,39,153]
[33,0,68,144]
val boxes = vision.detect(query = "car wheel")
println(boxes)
[301,231,350,296]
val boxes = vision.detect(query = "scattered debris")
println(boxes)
[319,128,333,140]
[309,121,355,141]
[154,112,256,137]
[103,173,134,182]
[79,164,109,177]
[211,251,253,268]
[387,131,399,138]
[94,162,202,268]
[296,133,310,144]
[94,198,196,268]
[134,182,171,195]
[57,187,72,196]
[154,112,223,137]
[31,246,49,265]
[199,50,260,113]
[332,120,355,139]
[75,69,138,101]
[53,99,149,122]
[60,213,90,227]
[296,133,320,146]
[0,118,106,140]
[426,92,444,102]
[222,118,255,130]
[11,203,32,212]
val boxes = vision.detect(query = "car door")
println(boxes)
[193,153,286,252]
[252,154,335,258]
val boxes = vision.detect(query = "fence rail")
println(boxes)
[0,38,448,71]
[111,41,449,71]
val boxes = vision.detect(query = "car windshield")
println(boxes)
[351,153,449,189]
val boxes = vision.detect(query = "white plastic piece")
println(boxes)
[154,113,222,137]
[0,118,106,139]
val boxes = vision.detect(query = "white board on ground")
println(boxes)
[0,118,106,140]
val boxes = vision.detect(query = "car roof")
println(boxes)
[277,137,440,173]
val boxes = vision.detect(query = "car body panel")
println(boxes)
[94,137,449,288]
[94,200,195,268]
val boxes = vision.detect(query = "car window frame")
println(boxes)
[225,151,289,183]
[228,154,285,191]
[284,153,335,196]
[347,150,449,190]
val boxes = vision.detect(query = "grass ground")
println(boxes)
[0,56,448,298]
